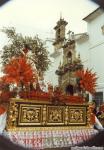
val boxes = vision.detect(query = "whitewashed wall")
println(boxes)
[76,11,104,101]
[44,9,104,100]
[44,48,63,86]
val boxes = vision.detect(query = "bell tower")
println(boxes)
[46,18,68,86]
[56,35,83,95]
[53,18,68,50]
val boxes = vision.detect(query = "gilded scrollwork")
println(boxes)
[7,102,18,127]
[19,105,42,125]
[42,105,47,125]
[64,106,68,124]
[69,107,86,125]
[70,109,83,122]
[48,106,64,124]
[22,108,40,122]
[6,99,90,129]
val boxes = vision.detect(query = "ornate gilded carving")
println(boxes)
[42,105,47,125]
[18,104,42,126]
[6,98,89,130]
[68,107,87,125]
[47,106,64,125]
[7,101,18,127]
[21,107,40,122]
[64,106,68,125]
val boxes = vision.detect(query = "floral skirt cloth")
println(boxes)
[5,128,98,149]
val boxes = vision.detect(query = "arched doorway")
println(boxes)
[65,84,74,95]
[67,51,72,58]
[67,51,72,63]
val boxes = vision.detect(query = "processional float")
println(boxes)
[0,45,98,149]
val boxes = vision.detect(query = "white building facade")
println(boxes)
[76,7,104,104]
[45,8,104,105]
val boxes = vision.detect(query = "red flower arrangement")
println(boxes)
[0,91,11,102]
[18,88,85,104]
[76,69,97,95]
[0,106,6,115]
[0,56,39,102]
[3,56,37,85]
[0,57,95,104]
[19,91,51,100]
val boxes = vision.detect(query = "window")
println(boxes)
[86,93,89,102]
[67,51,72,58]
[67,51,72,63]
[57,28,60,39]
[92,92,103,106]
[101,25,104,34]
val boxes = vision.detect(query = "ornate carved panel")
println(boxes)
[47,106,64,125]
[18,104,42,126]
[7,98,89,130]
[68,106,87,125]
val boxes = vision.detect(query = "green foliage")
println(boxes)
[1,27,50,74]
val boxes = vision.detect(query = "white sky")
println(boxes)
[0,0,98,50]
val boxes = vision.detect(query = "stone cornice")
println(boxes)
[83,7,103,22]
[75,33,89,43]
